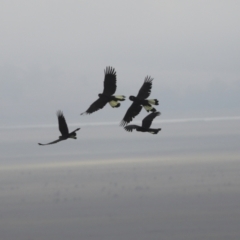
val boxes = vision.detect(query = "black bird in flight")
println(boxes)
[81,66,125,115]
[38,111,80,146]
[124,112,161,134]
[120,76,159,126]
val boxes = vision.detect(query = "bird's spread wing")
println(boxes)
[57,110,69,136]
[81,98,108,115]
[120,103,142,127]
[103,66,117,96]
[142,111,161,129]
[124,125,139,132]
[136,76,153,99]
[38,139,62,146]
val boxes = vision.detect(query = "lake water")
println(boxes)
[0,118,240,240]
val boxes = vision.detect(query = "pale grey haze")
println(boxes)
[1,1,240,240]
[0,1,240,126]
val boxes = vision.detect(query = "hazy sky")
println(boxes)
[1,1,240,126]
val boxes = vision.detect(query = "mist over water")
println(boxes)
[1,1,240,239]
[0,119,240,240]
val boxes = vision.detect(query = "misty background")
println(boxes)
[0,1,240,126]
[1,1,240,240]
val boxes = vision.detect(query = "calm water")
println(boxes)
[0,119,240,240]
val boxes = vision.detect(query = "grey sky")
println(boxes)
[1,3,240,238]
[1,1,240,126]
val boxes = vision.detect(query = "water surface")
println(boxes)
[0,119,239,240]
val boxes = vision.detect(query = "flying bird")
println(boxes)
[124,112,161,134]
[81,66,125,115]
[120,76,159,126]
[38,111,80,146]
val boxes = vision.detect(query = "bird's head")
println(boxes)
[129,96,136,101]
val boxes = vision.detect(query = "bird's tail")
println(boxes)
[109,101,120,108]
[69,128,80,139]
[147,128,161,134]
[143,105,157,112]
[114,95,126,101]
[69,136,77,139]
[143,99,159,112]
[147,99,159,105]
[109,95,126,108]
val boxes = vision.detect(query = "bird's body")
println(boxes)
[124,112,161,134]
[126,125,160,134]
[38,111,80,146]
[81,67,125,115]
[129,96,158,111]
[120,76,159,126]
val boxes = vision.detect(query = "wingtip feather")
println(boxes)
[80,111,90,116]
[120,120,127,127]
[56,110,64,117]
[144,76,154,83]
[124,126,133,132]
[104,66,116,76]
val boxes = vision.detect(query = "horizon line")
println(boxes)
[1,116,240,130]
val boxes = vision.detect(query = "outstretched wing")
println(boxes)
[57,110,69,136]
[38,139,62,146]
[81,98,108,115]
[103,66,117,96]
[142,111,161,129]
[120,103,142,127]
[136,76,153,99]
[124,125,139,132]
